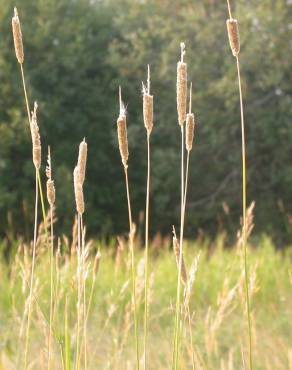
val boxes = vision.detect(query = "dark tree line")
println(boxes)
[0,0,291,244]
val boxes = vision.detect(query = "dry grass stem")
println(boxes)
[116,89,140,369]
[226,1,252,367]
[46,147,55,370]
[142,64,153,370]
[12,7,24,64]
[172,227,187,285]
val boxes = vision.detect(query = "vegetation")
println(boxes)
[0,1,291,369]
[0,236,291,369]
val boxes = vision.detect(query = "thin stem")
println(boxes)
[143,133,151,370]
[81,215,87,370]
[183,152,190,219]
[85,276,96,323]
[186,304,195,370]
[20,64,31,124]
[124,166,140,370]
[48,206,54,370]
[19,65,48,237]
[75,213,81,370]
[226,0,233,18]
[236,55,252,370]
[173,125,185,370]
[24,171,39,370]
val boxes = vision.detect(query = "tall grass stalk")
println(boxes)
[75,214,81,370]
[46,147,56,370]
[173,42,187,370]
[73,140,87,370]
[183,84,196,370]
[226,1,252,368]
[117,87,140,370]
[12,14,50,365]
[142,65,153,370]
[23,171,38,369]
[81,215,87,370]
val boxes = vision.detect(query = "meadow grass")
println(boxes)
[7,4,291,370]
[0,236,291,370]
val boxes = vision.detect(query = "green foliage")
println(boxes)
[0,237,291,368]
[0,0,291,241]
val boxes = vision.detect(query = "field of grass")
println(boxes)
[2,3,291,370]
[0,235,291,370]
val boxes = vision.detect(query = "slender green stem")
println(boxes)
[81,215,87,370]
[75,213,81,370]
[143,133,151,370]
[24,171,38,370]
[173,125,185,370]
[20,64,31,125]
[236,55,252,370]
[19,65,48,238]
[185,304,195,370]
[227,0,232,18]
[124,166,140,370]
[48,206,54,370]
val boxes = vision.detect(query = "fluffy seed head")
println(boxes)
[117,87,129,168]
[143,91,153,135]
[172,227,187,285]
[77,139,87,185]
[30,102,41,169]
[226,19,240,56]
[177,43,187,126]
[47,179,55,206]
[46,147,55,206]
[186,113,195,152]
[142,65,153,134]
[74,166,84,215]
[12,8,24,64]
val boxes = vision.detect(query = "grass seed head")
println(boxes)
[73,166,84,215]
[117,87,129,168]
[46,147,55,206]
[226,19,240,57]
[177,43,187,126]
[186,113,195,152]
[186,83,195,151]
[77,139,87,185]
[30,102,41,170]
[142,65,153,134]
[47,180,55,206]
[12,7,24,64]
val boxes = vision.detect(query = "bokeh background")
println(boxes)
[0,0,291,244]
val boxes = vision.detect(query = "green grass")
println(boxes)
[0,235,291,369]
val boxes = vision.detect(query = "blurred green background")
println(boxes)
[0,0,291,244]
